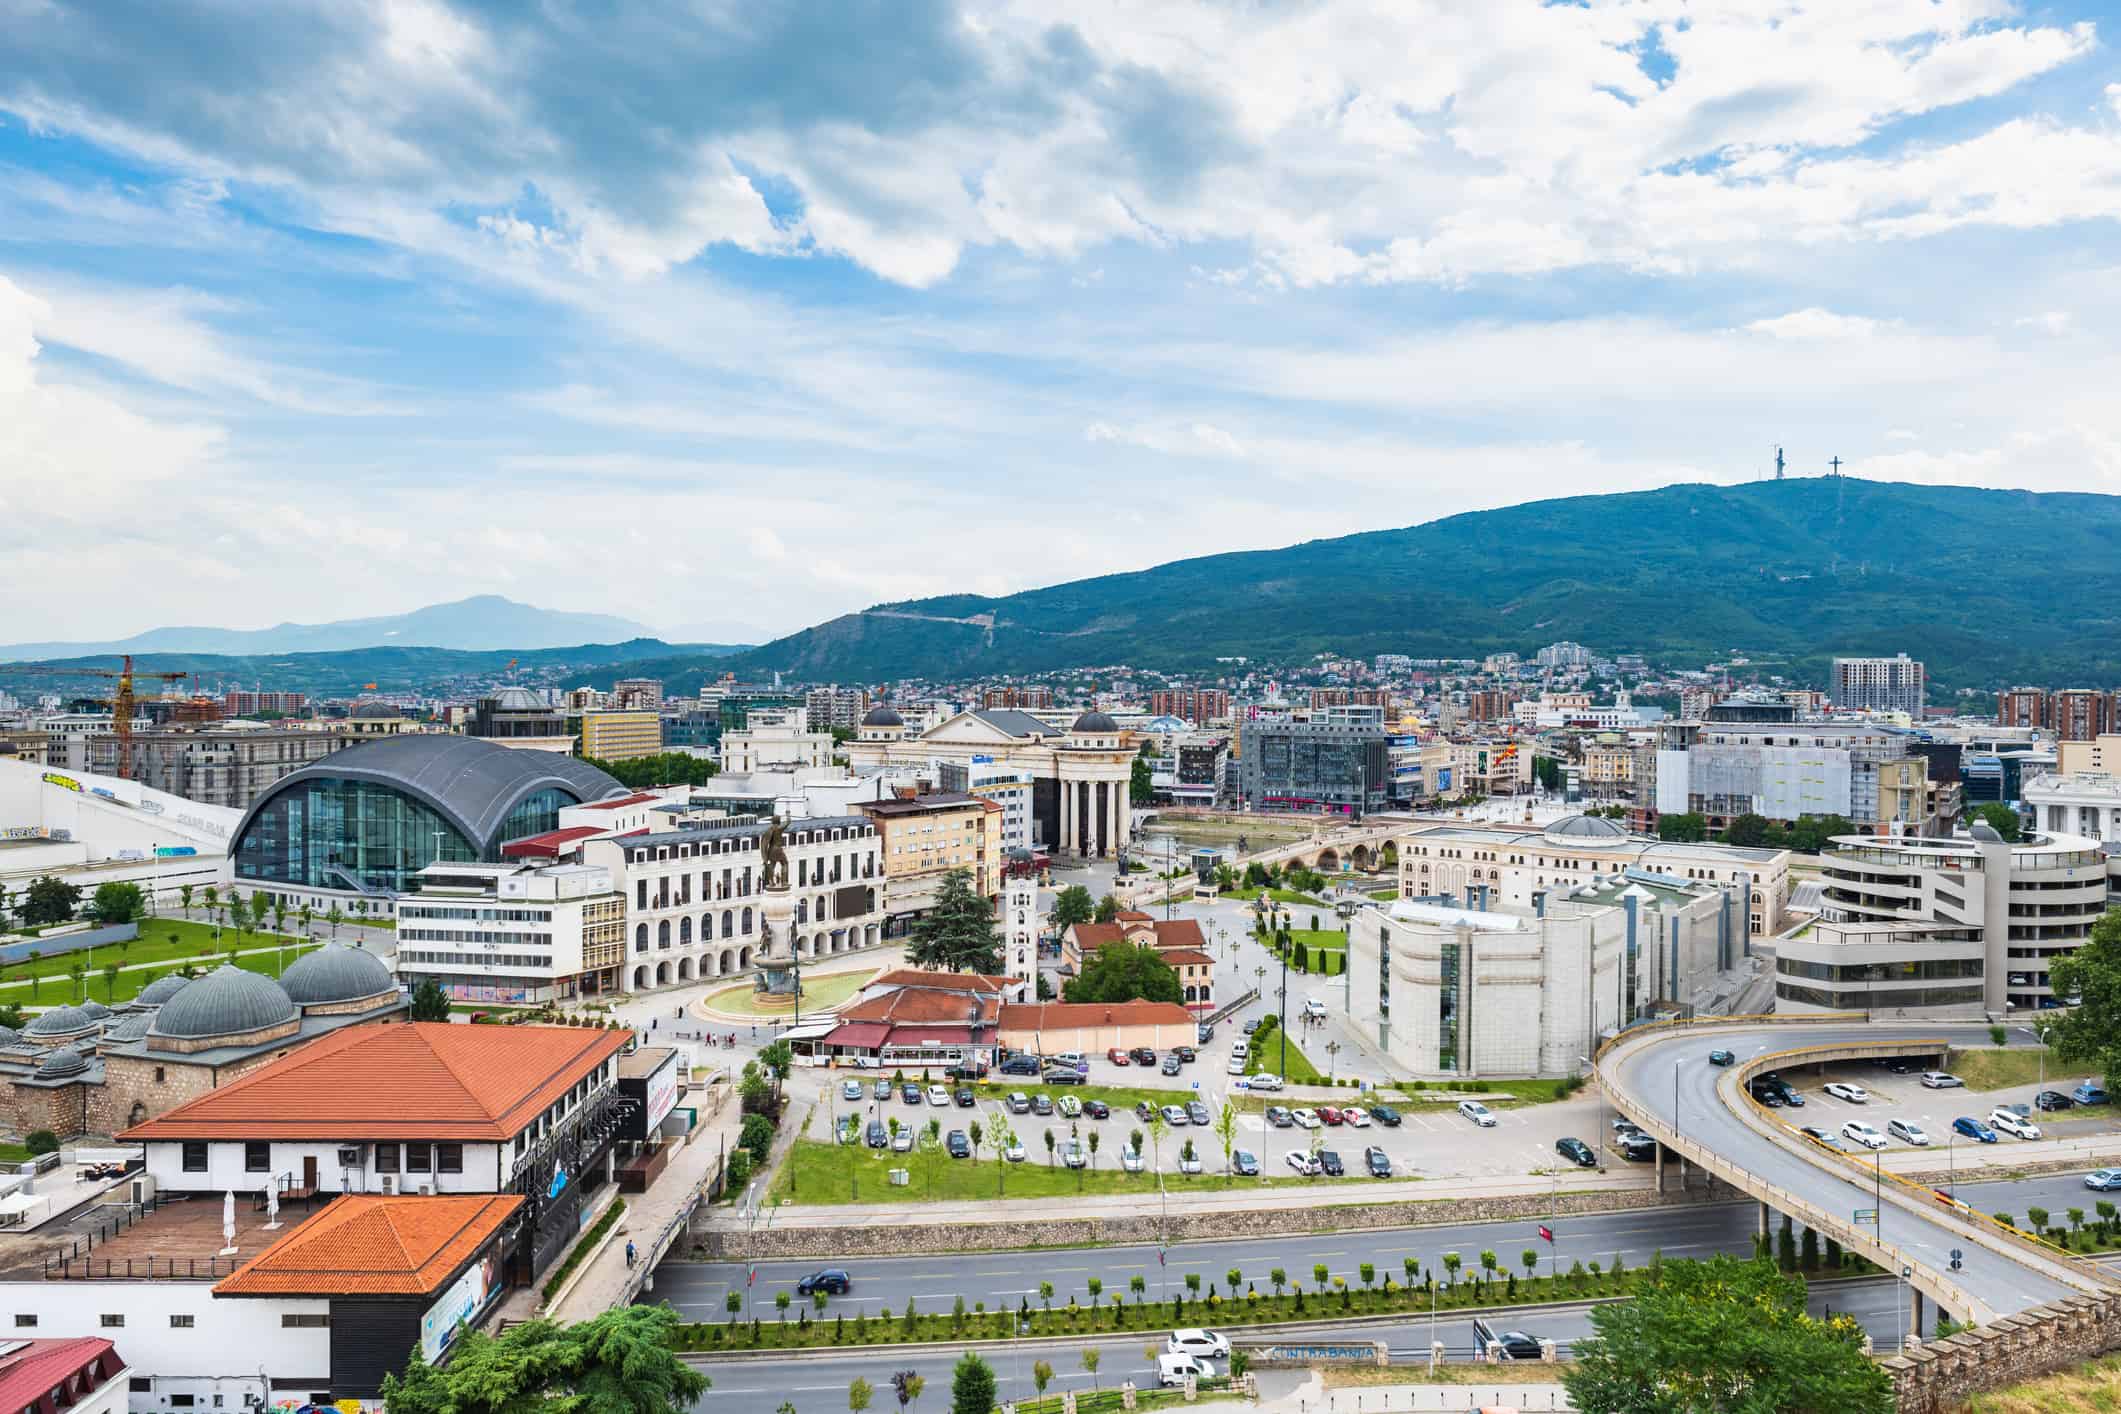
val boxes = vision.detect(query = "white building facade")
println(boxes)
[394,860,627,1005]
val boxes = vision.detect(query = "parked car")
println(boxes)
[1988,1108,2041,1140]
[1008,1092,1032,1114]
[1225,1055,1247,1076]
[1057,1095,1082,1119]
[1084,1099,1111,1119]
[1920,1071,1964,1089]
[842,1079,864,1101]
[1120,1147,1145,1173]
[1291,1108,1321,1129]
[1167,1329,1230,1360]
[1107,1047,1130,1066]
[1004,1139,1027,1163]
[1178,1148,1203,1175]
[2035,1090,2075,1112]
[797,1269,852,1295]
[1161,1055,1182,1076]
[1051,1052,1087,1071]
[1555,1137,1596,1168]
[1882,1058,1916,1075]
[1063,1138,1087,1169]
[1953,1116,1999,1143]
[946,1061,989,1081]
[901,1083,923,1104]
[1617,1132,1656,1161]
[1136,1100,1158,1122]
[1249,1073,1284,1091]
[946,1130,972,1158]
[2084,1168,2121,1191]
[865,1120,888,1148]
[874,1077,893,1099]
[1318,1150,1345,1176]
[1841,1121,1887,1151]
[1043,1067,1086,1085]
[1613,1117,1646,1139]
[1233,1149,1260,1176]
[1131,1047,1158,1066]
[1031,1093,1054,1116]
[1242,1018,1260,1034]
[1708,1049,1735,1067]
[1196,1022,1216,1044]
[926,1084,950,1106]
[1800,1125,1845,1151]
[1318,1106,1344,1126]
[1160,1104,1190,1126]
[1458,1100,1499,1128]
[838,1116,860,1145]
[1285,1150,1320,1176]
[1186,1101,1212,1126]
[892,1127,914,1152]
[1265,1106,1294,1128]
[1823,1082,1869,1103]
[2074,1080,2110,1106]
[1369,1105,1402,1127]
[1000,1055,1041,1077]
[1174,1046,1197,1063]
[1364,1146,1392,1177]
[954,1087,975,1108]
[1887,1119,1931,1146]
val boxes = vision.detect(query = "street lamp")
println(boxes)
[1325,1040,1341,1083]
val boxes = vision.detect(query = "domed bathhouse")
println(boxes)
[0,948,407,1141]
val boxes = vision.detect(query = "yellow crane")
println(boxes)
[0,655,195,779]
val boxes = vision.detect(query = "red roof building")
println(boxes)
[216,1194,523,1297]
[0,1339,126,1414]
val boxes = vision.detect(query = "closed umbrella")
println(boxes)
[219,1190,237,1255]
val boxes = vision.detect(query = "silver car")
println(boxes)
[1887,1119,1931,1146]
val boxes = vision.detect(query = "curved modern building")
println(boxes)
[231,735,627,910]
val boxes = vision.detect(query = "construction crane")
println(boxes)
[0,655,195,779]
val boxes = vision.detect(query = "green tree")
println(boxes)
[1215,1100,1238,1175]
[849,1376,874,1412]
[1093,893,1122,924]
[325,904,343,939]
[1062,942,1182,1005]
[101,962,121,1001]
[89,881,146,925]
[2048,910,2121,1091]
[1968,802,2023,842]
[759,1038,795,1084]
[1563,1255,1893,1414]
[1079,1348,1101,1390]
[1050,885,1096,932]
[408,978,452,1022]
[1030,1361,1052,1399]
[1130,753,1154,804]
[1656,812,1709,843]
[1723,813,1772,848]
[20,876,81,927]
[178,883,194,917]
[379,1305,708,1413]
[905,870,1003,974]
[581,752,721,789]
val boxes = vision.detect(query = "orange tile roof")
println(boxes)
[838,989,1000,1025]
[1160,949,1214,967]
[120,1022,632,1142]
[867,968,1011,994]
[1064,923,1126,950]
[999,1001,1195,1029]
[216,1194,522,1297]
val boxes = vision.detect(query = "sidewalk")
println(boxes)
[695,1165,1668,1230]
[1263,1372,1576,1413]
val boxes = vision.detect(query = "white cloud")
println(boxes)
[1747,309,1881,340]
[2016,311,2073,335]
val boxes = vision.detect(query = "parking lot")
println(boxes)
[1749,1058,2120,1157]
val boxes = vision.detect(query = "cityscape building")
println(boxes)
[1829,654,1926,715]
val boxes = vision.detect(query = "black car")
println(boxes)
[1617,1132,1656,1162]
[1364,1146,1392,1178]
[1555,1137,1597,1168]
[1000,1055,1041,1076]
[1130,1046,1158,1066]
[865,1120,888,1148]
[954,1087,975,1107]
[1136,1100,1158,1122]
[1043,1068,1086,1086]
[946,1062,989,1081]
[900,1083,922,1104]
[1160,1055,1182,1076]
[797,1269,852,1295]
[1031,1093,1054,1116]
[2036,1090,2076,1112]
[1883,1058,1916,1075]
[1196,1022,1216,1044]
[946,1130,972,1159]
[1369,1105,1402,1127]
[1708,1049,1735,1067]
[1174,1046,1197,1063]
[1473,1319,1542,1361]
[1241,1018,1260,1035]
[1186,1101,1212,1126]
[1084,1098,1111,1119]
[1319,1150,1345,1176]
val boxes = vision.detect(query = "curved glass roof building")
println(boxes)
[232,735,626,894]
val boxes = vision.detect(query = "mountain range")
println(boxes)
[720,478,2121,690]
[0,595,658,662]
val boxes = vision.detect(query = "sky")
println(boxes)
[4,0,2120,646]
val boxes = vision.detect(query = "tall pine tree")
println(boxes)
[905,869,1003,974]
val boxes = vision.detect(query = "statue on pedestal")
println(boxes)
[761,819,790,892]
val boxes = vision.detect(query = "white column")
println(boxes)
[1061,778,1076,854]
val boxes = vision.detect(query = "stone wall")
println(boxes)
[1885,1294,2121,1414]
[9,1080,87,1140]
[690,1185,1724,1261]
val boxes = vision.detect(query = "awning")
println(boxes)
[823,1022,891,1051]
[776,1019,839,1042]
[883,1027,981,1047]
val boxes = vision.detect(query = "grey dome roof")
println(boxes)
[24,1005,94,1037]
[279,943,394,1006]
[149,966,297,1040]
[0,1025,20,1047]
[860,705,904,727]
[35,1049,87,1080]
[234,734,627,855]
[102,1012,152,1044]
[1070,711,1119,734]
[133,973,193,1007]
[78,1000,112,1019]
[351,700,403,719]
[1544,814,1630,845]
[488,687,545,711]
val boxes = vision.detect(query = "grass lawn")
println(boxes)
[1224,887,1327,907]
[1945,1046,2064,1091]
[1284,928,1348,951]
[769,1139,1320,1205]
[1247,1027,1326,1085]
[6,942,320,1009]
[0,1144,30,1165]
[0,918,292,985]
[702,967,876,1018]
[1963,1351,2121,1412]
[1368,889,1399,902]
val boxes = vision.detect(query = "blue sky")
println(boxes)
[3,0,2119,644]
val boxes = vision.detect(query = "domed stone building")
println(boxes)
[0,944,408,1140]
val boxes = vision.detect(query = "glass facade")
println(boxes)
[1438,939,1460,1072]
[237,779,577,893]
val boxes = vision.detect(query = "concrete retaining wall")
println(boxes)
[689,1187,1725,1261]
[1886,1294,2121,1413]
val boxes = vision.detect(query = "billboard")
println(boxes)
[420,1249,502,1362]
[41,772,80,792]
[644,1052,680,1132]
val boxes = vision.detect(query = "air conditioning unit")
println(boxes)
[379,1176,395,1195]
[337,1145,367,1167]
[418,1184,432,1197]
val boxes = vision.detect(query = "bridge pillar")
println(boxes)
[1911,1290,1924,1343]
[1654,1144,1665,1193]
[1758,1203,1770,1239]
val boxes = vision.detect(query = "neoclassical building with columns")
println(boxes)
[845,706,1137,858]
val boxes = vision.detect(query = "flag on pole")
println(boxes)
[1157,1245,1167,1268]
[1538,1225,1554,1244]
[747,1265,757,1288]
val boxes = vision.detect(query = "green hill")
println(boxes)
[726,478,2121,689]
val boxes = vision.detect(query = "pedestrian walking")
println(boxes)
[625,1240,637,1269]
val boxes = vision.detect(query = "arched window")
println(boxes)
[741,907,753,934]
[635,923,648,953]
[721,909,734,938]
[657,919,671,948]
[678,916,692,945]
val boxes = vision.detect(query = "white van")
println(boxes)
[1157,1354,1212,1388]
[1302,998,1328,1020]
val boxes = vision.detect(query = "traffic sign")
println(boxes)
[1854,1208,1878,1224]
